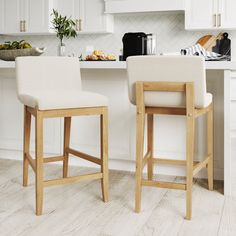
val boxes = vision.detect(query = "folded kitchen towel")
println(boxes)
[181,43,230,61]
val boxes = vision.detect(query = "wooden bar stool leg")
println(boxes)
[186,83,195,220]
[135,109,145,213]
[23,106,31,187]
[101,108,109,202]
[135,82,145,213]
[186,117,194,220]
[147,114,154,180]
[63,117,71,178]
[207,104,214,190]
[35,111,44,216]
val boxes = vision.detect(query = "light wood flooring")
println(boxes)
[0,158,235,236]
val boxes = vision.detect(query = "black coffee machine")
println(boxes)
[122,32,147,61]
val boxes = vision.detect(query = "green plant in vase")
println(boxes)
[51,9,77,56]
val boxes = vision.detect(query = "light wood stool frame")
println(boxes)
[135,81,213,220]
[23,105,109,216]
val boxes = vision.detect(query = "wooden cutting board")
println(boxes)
[197,35,213,46]
[197,33,222,52]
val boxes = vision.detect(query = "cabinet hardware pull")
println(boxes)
[20,20,23,32]
[24,20,26,32]
[218,14,221,27]
[76,19,79,31]
[213,14,217,27]
[79,19,82,31]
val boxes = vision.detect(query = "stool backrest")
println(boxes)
[16,57,81,96]
[127,56,207,108]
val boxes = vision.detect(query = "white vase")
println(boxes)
[58,42,66,56]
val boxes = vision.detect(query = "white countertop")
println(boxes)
[0,60,15,68]
[0,60,127,69]
[1,59,236,70]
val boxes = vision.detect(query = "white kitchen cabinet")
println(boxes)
[56,0,113,33]
[55,0,80,20]
[105,0,185,14]
[80,0,113,33]
[185,0,216,30]
[23,0,54,33]
[219,0,236,29]
[0,0,3,32]
[230,73,236,197]
[0,0,54,34]
[0,0,22,34]
[55,0,81,32]
[230,72,236,138]
[185,0,236,30]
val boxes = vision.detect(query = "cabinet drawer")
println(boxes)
[231,101,236,138]
[231,77,236,100]
[231,101,236,125]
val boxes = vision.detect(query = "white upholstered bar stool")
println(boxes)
[127,56,214,220]
[16,56,109,215]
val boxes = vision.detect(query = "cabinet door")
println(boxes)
[185,0,216,30]
[56,0,80,31]
[0,0,22,33]
[56,0,80,19]
[0,0,4,33]
[219,0,236,29]
[80,0,106,32]
[23,0,52,33]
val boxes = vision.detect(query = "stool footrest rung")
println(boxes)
[193,156,210,176]
[67,148,101,165]
[26,154,65,168]
[145,106,186,115]
[153,158,187,166]
[43,156,64,163]
[150,157,199,166]
[44,172,103,187]
[142,179,186,190]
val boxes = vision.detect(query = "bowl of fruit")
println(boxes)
[0,40,46,61]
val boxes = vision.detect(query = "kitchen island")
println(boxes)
[0,59,235,197]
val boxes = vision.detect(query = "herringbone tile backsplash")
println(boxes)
[0,13,219,58]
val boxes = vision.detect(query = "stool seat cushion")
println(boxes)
[144,92,212,108]
[18,91,108,110]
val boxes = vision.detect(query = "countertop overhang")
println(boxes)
[0,60,236,70]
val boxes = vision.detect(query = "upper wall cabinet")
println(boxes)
[80,0,113,33]
[185,0,215,30]
[0,0,21,34]
[23,0,54,33]
[55,0,114,33]
[0,1,3,33]
[0,0,54,34]
[219,0,236,29]
[55,0,80,22]
[0,0,113,35]
[185,0,236,30]
[105,0,185,14]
